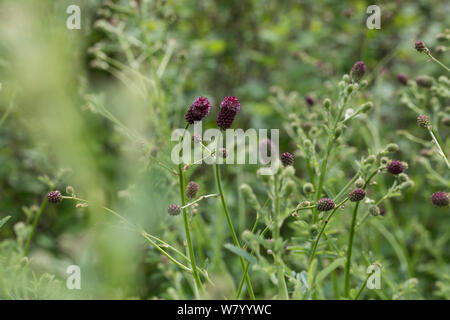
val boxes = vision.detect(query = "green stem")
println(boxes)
[426,52,450,73]
[427,126,450,170]
[309,198,349,265]
[354,270,372,300]
[179,163,203,295]
[23,195,48,256]
[215,163,255,300]
[344,202,361,296]
[273,174,289,299]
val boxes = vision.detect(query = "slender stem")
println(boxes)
[181,193,219,209]
[179,163,203,295]
[308,198,348,265]
[215,163,255,299]
[344,201,361,296]
[23,195,48,256]
[427,126,450,170]
[335,170,360,202]
[273,174,289,299]
[354,270,372,300]
[426,52,450,73]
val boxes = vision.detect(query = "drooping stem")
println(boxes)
[344,201,361,296]
[426,52,450,73]
[23,194,48,256]
[427,126,450,170]
[214,163,255,300]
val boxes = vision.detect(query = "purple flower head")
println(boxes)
[47,190,62,204]
[397,74,408,86]
[417,114,430,128]
[386,160,404,175]
[316,198,335,212]
[415,41,427,53]
[167,204,181,216]
[281,152,294,167]
[349,188,366,202]
[350,61,366,82]
[431,192,449,207]
[186,181,199,199]
[216,96,240,130]
[305,94,315,106]
[185,96,211,124]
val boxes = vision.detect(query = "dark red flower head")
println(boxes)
[415,41,427,53]
[186,181,199,199]
[397,74,408,86]
[216,96,240,130]
[431,191,449,207]
[281,152,294,167]
[305,95,315,106]
[47,190,62,204]
[185,96,211,124]
[349,188,366,202]
[167,204,181,216]
[386,160,404,175]
[316,198,335,211]
[350,61,366,82]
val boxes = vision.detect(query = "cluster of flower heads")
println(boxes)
[184,95,241,130]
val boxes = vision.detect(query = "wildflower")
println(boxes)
[349,188,366,202]
[350,61,366,82]
[281,152,294,167]
[385,143,399,153]
[355,178,365,188]
[185,96,211,124]
[303,183,314,194]
[414,41,428,53]
[369,205,380,216]
[47,190,63,204]
[417,114,431,128]
[186,181,199,199]
[316,198,336,211]
[167,204,181,216]
[386,160,404,175]
[216,96,240,130]
[397,74,408,86]
[305,94,315,106]
[431,191,449,207]
[415,75,433,88]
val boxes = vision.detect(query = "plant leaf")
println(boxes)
[315,257,346,286]
[224,243,256,264]
[0,216,11,229]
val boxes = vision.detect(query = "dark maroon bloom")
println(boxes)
[47,190,62,204]
[316,198,335,212]
[386,160,404,175]
[415,41,427,53]
[350,61,366,82]
[185,96,211,124]
[305,95,315,106]
[186,181,199,199]
[431,192,449,207]
[397,74,408,86]
[167,204,181,216]
[417,114,430,128]
[281,152,294,167]
[349,188,366,202]
[415,75,433,88]
[216,96,240,130]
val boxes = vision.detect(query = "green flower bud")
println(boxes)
[240,183,260,210]
[282,180,296,197]
[334,127,343,139]
[398,173,409,182]
[399,180,414,190]
[342,74,350,82]
[361,102,373,113]
[303,183,315,194]
[385,143,399,153]
[363,155,376,165]
[283,166,296,177]
[369,205,380,216]
[323,98,331,110]
[380,156,389,166]
[355,178,365,188]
